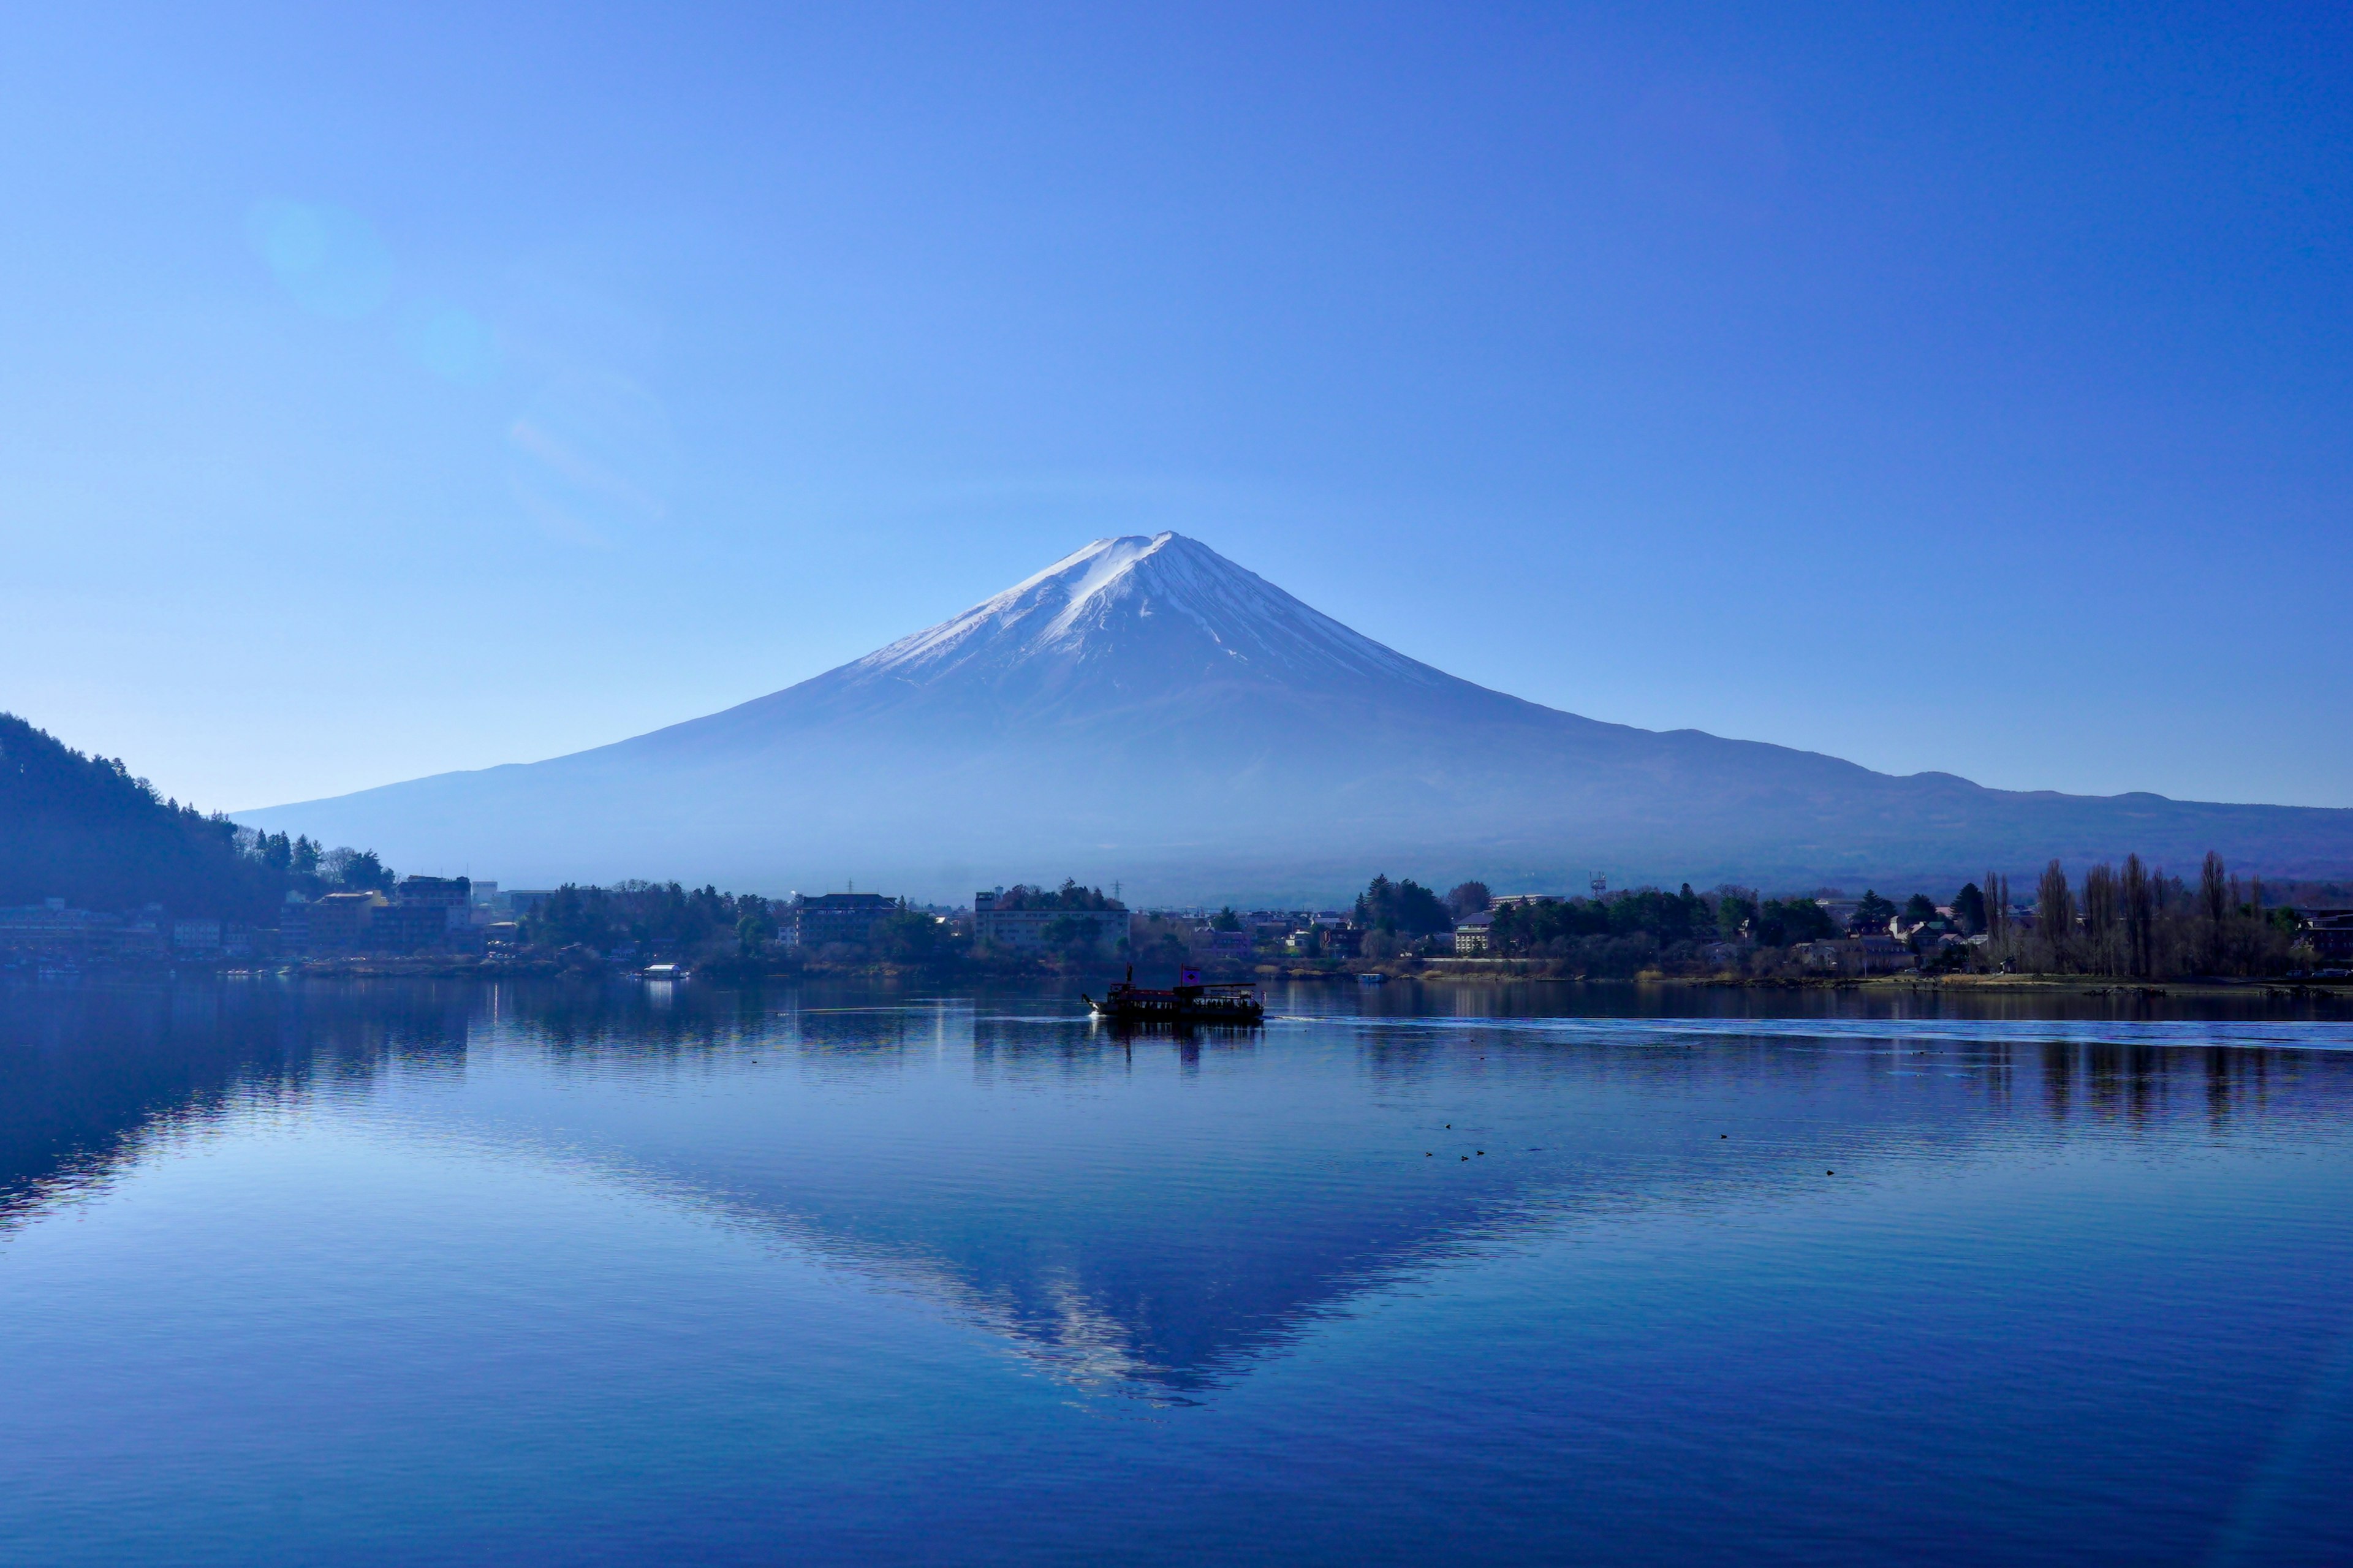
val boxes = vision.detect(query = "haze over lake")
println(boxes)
[4,979,2349,1566]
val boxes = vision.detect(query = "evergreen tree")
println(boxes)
[0,711,286,918]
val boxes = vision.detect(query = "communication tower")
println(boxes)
[1590,871,1608,897]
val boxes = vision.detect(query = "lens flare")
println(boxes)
[243,199,395,317]
[398,301,501,385]
[505,371,678,548]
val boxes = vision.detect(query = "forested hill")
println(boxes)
[0,713,281,918]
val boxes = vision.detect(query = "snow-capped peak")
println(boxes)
[844,532,1448,694]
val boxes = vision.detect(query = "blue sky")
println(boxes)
[2,2,2347,811]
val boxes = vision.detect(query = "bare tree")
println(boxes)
[1444,881,1492,918]
[1984,871,2010,966]
[2082,863,2119,974]
[2199,852,2229,971]
[2121,854,2154,977]
[2036,860,2075,972]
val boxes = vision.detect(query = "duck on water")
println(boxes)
[1085,967,1264,1024]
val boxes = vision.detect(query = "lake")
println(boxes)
[3,978,2351,1566]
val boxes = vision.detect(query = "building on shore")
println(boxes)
[1814,898,1863,932]
[297,892,387,953]
[786,892,902,950]
[170,918,255,958]
[973,889,1127,957]
[0,901,283,964]
[369,903,460,953]
[2297,909,2353,964]
[0,898,100,958]
[1191,927,1252,960]
[398,876,471,921]
[0,899,166,963]
[1796,936,1915,975]
[276,878,479,956]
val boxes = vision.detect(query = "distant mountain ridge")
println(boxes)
[248,534,2353,901]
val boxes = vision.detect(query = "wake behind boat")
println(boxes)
[1085,968,1264,1025]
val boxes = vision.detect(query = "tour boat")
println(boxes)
[1085,968,1264,1024]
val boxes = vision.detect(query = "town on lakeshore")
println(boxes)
[7,708,2349,990]
[9,854,2349,990]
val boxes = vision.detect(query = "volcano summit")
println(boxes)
[251,534,2353,900]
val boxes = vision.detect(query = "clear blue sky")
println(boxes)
[3,2,2347,812]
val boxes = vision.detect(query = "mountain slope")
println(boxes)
[247,534,2353,899]
[1,713,282,917]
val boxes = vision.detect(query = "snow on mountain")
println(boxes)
[246,534,2353,900]
[847,532,1448,695]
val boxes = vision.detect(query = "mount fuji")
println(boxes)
[250,534,2353,900]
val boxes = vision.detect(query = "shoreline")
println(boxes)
[1392,963,2353,999]
[17,956,2344,1004]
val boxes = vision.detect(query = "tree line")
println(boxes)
[525,882,779,956]
[988,881,1124,912]
[1988,853,2307,979]
[0,706,450,925]
[0,712,403,920]
[1363,855,2325,980]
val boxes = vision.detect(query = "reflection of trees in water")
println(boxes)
[0,980,476,1227]
[2077,1041,2172,1126]
[1366,1024,1843,1101]
[303,980,474,1077]
[513,980,759,1059]
[7,978,2348,1401]
[1980,1038,2014,1102]
[1362,1033,1444,1085]
[2031,1036,2287,1129]
[1329,978,2351,1031]
[918,1034,2345,1398]
[2044,1042,2074,1123]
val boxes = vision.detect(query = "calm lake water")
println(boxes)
[4,978,2351,1566]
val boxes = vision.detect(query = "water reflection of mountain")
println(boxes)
[710,1009,2343,1397]
[6,979,2347,1399]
